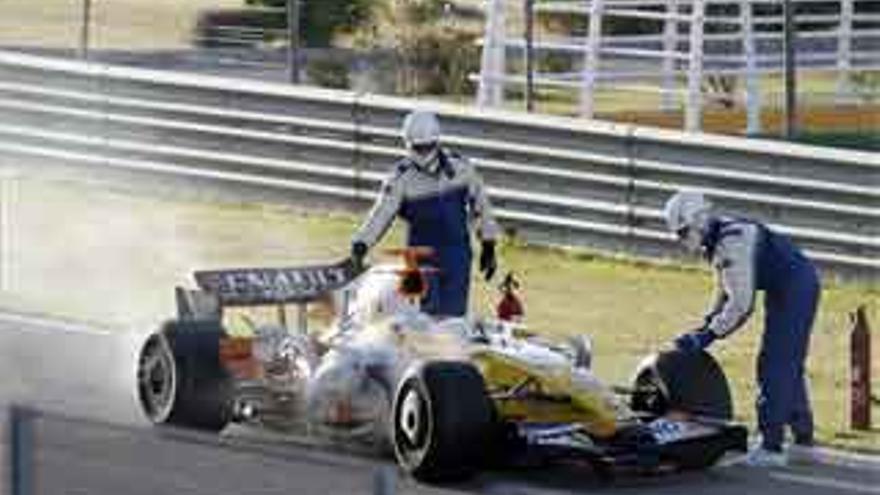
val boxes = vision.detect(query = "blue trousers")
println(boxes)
[420,246,471,317]
[757,269,820,450]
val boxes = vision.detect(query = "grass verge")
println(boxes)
[0,0,241,50]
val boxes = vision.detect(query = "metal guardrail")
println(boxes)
[0,50,876,278]
[6,405,399,495]
[9,406,35,495]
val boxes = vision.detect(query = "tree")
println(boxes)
[244,0,375,47]
[373,0,482,95]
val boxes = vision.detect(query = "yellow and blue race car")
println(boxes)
[136,250,747,482]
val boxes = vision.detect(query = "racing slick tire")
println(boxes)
[391,361,495,483]
[137,320,233,432]
[630,349,735,470]
[630,349,732,420]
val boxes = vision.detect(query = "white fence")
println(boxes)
[0,50,876,279]
[477,0,880,133]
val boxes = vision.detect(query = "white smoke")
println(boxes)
[0,166,347,426]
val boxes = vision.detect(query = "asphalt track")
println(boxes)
[0,312,877,495]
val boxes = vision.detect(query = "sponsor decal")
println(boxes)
[649,418,714,444]
[194,260,354,305]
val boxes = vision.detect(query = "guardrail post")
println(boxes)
[850,305,872,430]
[781,0,798,139]
[685,0,705,132]
[286,0,302,84]
[741,0,761,136]
[477,0,506,109]
[661,0,679,112]
[9,405,35,495]
[373,466,396,495]
[836,0,854,102]
[524,0,535,113]
[580,0,604,118]
[79,0,92,60]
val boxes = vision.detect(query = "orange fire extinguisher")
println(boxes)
[496,272,524,322]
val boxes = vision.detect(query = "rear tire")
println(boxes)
[137,320,232,432]
[391,362,495,482]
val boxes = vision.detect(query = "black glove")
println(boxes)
[351,241,368,273]
[673,327,717,353]
[479,240,497,281]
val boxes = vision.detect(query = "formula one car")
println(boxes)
[136,250,747,482]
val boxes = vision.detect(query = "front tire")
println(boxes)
[631,349,732,420]
[391,362,495,482]
[630,349,735,470]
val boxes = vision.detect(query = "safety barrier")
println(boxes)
[5,405,399,495]
[0,50,876,278]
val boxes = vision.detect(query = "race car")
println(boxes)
[136,249,747,482]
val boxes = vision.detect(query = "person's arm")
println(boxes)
[705,224,760,338]
[465,161,501,242]
[352,170,404,249]
[702,285,728,327]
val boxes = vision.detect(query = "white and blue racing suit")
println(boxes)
[352,149,500,317]
[701,216,821,450]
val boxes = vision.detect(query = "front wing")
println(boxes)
[517,416,748,469]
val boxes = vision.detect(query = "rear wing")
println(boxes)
[175,259,359,321]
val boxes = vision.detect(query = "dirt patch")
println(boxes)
[601,103,880,137]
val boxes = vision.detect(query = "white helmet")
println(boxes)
[663,190,712,250]
[402,110,440,147]
[401,110,441,168]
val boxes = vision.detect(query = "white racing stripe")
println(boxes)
[771,472,880,494]
[0,311,116,337]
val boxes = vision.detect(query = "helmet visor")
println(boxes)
[410,142,437,156]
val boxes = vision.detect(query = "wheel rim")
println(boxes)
[633,372,668,416]
[400,388,425,447]
[137,336,176,423]
[393,381,430,465]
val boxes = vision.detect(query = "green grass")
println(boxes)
[486,242,879,453]
[793,131,880,152]
[2,174,878,452]
[434,71,880,122]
